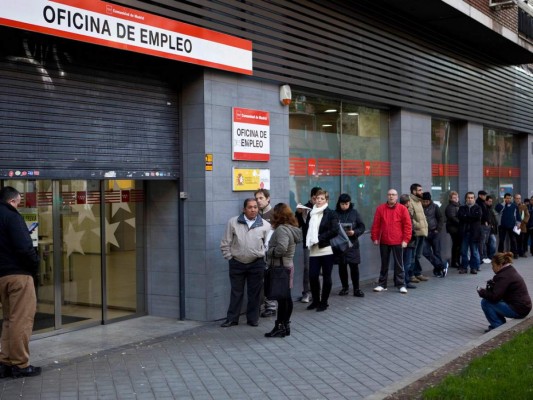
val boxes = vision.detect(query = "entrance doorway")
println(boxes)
[0,179,145,333]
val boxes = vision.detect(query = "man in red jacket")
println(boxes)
[371,189,412,294]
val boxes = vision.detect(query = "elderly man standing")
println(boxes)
[371,189,412,294]
[220,198,271,327]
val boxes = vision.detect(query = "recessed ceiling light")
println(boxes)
[322,124,333,127]
[324,109,337,113]
[347,112,359,116]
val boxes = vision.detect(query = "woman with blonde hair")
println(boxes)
[477,252,532,332]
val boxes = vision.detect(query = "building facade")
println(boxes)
[1,0,532,330]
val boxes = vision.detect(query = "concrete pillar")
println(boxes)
[458,122,484,196]
[390,109,432,195]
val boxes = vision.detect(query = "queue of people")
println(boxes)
[219,187,532,337]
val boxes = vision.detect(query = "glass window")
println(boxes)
[289,93,389,226]
[431,119,459,206]
[483,129,521,200]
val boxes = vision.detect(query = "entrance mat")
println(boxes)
[0,313,89,333]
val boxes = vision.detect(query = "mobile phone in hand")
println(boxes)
[28,222,39,233]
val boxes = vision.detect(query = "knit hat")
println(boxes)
[422,192,432,201]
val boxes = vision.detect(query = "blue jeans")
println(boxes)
[479,225,491,259]
[403,247,414,285]
[481,299,520,329]
[487,234,497,260]
[460,232,480,271]
[412,236,425,276]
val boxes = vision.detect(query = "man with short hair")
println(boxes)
[254,189,277,318]
[295,186,321,303]
[485,195,498,261]
[421,192,448,277]
[371,189,412,294]
[476,190,491,264]
[220,198,271,327]
[457,192,482,274]
[514,194,530,258]
[495,193,521,258]
[408,183,429,282]
[0,186,41,378]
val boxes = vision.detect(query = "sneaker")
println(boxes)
[458,268,468,274]
[300,293,310,303]
[442,261,449,277]
[399,286,408,294]
[353,289,365,297]
[373,286,387,292]
[483,258,491,264]
[470,269,478,275]
[415,275,429,281]
[338,288,349,296]
[11,365,41,378]
[409,276,420,283]
[406,283,417,289]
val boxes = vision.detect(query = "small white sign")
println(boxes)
[232,107,270,161]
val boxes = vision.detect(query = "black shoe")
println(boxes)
[514,254,519,259]
[247,321,258,327]
[260,309,276,318]
[284,321,291,336]
[306,302,319,310]
[484,326,494,333]
[11,365,41,378]
[0,363,12,379]
[264,321,286,338]
[338,288,349,296]
[470,269,478,275]
[406,284,417,289]
[316,304,328,312]
[220,320,238,328]
[353,289,365,297]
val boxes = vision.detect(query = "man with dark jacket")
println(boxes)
[457,191,482,274]
[495,192,521,258]
[0,186,41,378]
[445,191,461,269]
[485,195,499,260]
[476,190,491,264]
[421,192,447,277]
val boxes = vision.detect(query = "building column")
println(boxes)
[457,122,483,196]
[520,134,533,199]
[390,109,432,194]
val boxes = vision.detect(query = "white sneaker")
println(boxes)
[399,286,408,294]
[483,258,491,264]
[373,286,387,292]
[300,293,310,303]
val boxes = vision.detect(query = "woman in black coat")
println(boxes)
[334,194,366,297]
[304,190,339,312]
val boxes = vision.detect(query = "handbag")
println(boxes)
[264,258,290,300]
[330,223,353,254]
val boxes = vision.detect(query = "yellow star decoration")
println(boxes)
[63,222,85,258]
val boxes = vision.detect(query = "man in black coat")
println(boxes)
[457,191,482,275]
[0,186,41,378]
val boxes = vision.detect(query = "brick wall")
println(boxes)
[465,0,518,31]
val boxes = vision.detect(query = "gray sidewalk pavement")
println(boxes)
[2,257,532,399]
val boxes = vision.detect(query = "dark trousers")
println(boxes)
[518,230,529,256]
[498,227,518,255]
[422,231,444,273]
[377,244,405,288]
[338,261,360,290]
[448,231,462,268]
[277,296,293,323]
[309,254,335,307]
[226,258,265,323]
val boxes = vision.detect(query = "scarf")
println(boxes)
[306,203,328,248]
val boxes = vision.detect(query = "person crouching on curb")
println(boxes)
[477,252,532,333]
[264,203,302,338]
